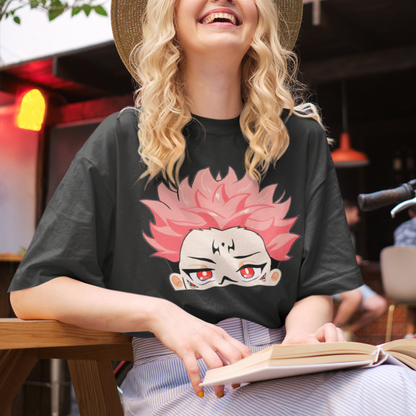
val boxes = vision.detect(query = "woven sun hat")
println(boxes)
[111,0,303,82]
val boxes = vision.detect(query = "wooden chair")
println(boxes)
[0,318,133,416]
[380,246,416,342]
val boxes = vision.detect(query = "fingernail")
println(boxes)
[217,391,225,398]
[232,384,240,389]
[198,392,204,398]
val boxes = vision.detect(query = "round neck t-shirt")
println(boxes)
[9,108,362,334]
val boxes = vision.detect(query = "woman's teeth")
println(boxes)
[202,13,237,26]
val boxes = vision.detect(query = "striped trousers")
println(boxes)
[122,317,416,415]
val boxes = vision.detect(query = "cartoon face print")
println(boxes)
[141,168,299,291]
[170,227,281,291]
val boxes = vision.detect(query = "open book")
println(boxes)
[201,338,416,386]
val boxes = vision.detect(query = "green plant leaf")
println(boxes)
[93,5,107,16]
[13,15,20,24]
[29,0,39,9]
[82,4,91,16]
[71,6,82,16]
[18,246,27,254]
[48,8,64,20]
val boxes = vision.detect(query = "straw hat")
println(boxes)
[111,0,303,82]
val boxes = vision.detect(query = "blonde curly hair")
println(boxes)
[131,0,319,186]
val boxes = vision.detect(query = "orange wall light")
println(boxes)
[16,89,46,131]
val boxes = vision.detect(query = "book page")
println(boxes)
[201,360,373,386]
[201,342,384,387]
[380,338,416,353]
[387,351,416,370]
[266,342,377,359]
[206,353,377,381]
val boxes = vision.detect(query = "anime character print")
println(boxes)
[142,168,299,291]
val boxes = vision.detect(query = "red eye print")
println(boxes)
[185,268,216,285]
[197,270,213,281]
[240,267,254,279]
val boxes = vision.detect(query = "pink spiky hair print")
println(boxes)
[142,168,299,263]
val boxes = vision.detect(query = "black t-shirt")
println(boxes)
[9,109,362,331]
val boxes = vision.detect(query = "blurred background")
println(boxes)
[1,0,415,260]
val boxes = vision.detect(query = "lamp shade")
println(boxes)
[331,132,369,168]
[16,89,46,131]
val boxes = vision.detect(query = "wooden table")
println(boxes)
[0,319,133,416]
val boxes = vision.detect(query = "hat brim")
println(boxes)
[111,0,303,83]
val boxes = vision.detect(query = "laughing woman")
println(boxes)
[9,0,416,414]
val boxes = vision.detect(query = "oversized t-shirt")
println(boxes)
[9,108,362,332]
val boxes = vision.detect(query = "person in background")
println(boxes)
[394,206,416,338]
[333,200,388,341]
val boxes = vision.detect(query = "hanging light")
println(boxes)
[16,89,46,131]
[333,132,369,167]
[331,81,369,168]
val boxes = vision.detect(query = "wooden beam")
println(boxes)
[318,4,377,52]
[53,56,125,96]
[0,349,38,414]
[301,44,416,84]
[0,319,132,350]
[46,94,134,126]
[0,254,24,262]
[347,115,416,139]
[68,359,124,416]
[38,343,133,361]
[0,72,49,96]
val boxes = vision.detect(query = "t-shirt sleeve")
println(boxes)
[297,124,363,299]
[8,119,117,292]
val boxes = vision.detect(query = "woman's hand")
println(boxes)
[283,295,346,345]
[149,299,252,398]
[282,322,345,345]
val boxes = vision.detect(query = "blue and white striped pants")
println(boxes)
[122,317,416,415]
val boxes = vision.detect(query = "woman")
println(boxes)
[9,0,416,414]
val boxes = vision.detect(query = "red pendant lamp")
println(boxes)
[331,81,369,168]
